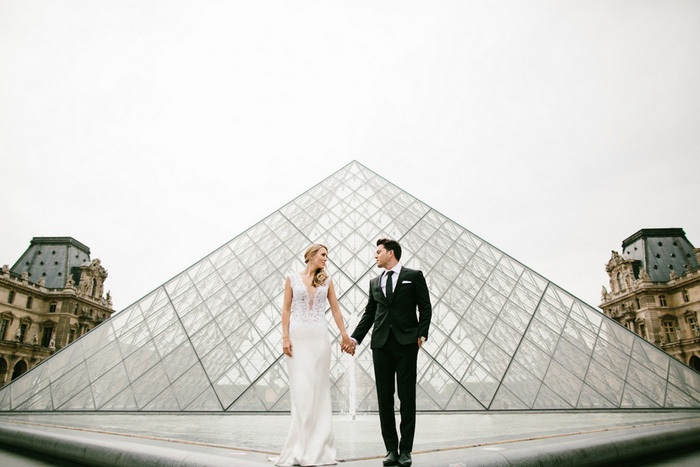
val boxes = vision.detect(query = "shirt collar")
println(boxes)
[386,263,402,276]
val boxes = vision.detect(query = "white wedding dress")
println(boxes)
[276,273,337,466]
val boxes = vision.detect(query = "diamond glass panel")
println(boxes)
[490,383,529,410]
[16,386,54,411]
[542,360,583,407]
[577,384,616,409]
[498,360,542,408]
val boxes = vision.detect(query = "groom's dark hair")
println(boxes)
[377,238,402,261]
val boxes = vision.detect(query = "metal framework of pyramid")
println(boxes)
[2,161,700,412]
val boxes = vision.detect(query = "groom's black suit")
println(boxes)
[351,266,432,454]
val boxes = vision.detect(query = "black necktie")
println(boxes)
[386,271,394,302]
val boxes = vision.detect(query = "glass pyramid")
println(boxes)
[2,161,700,413]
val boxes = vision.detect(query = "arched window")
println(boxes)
[11,360,28,381]
[617,272,625,291]
[0,357,7,384]
[90,279,97,297]
[690,355,700,372]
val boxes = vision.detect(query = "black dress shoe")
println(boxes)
[383,450,399,466]
[398,451,412,467]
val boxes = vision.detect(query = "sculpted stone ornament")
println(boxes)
[21,272,28,282]
[1,265,9,275]
[49,337,56,350]
[15,327,21,342]
[66,276,75,289]
[32,334,38,345]
[601,286,610,302]
[638,268,650,281]
[669,270,678,281]
[605,250,634,272]
[77,259,109,298]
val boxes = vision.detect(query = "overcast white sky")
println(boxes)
[2,1,699,312]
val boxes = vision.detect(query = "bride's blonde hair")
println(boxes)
[304,244,329,287]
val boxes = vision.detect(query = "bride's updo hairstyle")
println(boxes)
[304,244,329,287]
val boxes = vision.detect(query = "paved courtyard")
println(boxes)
[1,410,700,465]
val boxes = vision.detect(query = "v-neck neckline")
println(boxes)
[298,272,317,308]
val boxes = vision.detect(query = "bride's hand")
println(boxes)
[283,337,293,357]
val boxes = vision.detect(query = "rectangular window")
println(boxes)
[689,317,699,337]
[19,323,29,343]
[49,302,57,313]
[0,319,9,340]
[41,327,53,347]
[659,295,667,307]
[663,321,676,343]
[69,329,76,343]
[26,296,33,309]
[639,323,646,340]
[683,290,690,302]
[7,290,15,304]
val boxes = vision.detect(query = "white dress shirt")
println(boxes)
[381,263,402,297]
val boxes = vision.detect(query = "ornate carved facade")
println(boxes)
[600,228,700,370]
[0,238,114,386]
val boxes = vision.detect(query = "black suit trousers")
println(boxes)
[372,329,419,453]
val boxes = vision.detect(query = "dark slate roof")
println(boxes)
[10,237,92,289]
[621,228,698,282]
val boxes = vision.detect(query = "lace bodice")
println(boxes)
[287,272,329,326]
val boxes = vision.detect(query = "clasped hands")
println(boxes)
[287,336,420,357]
[284,335,356,356]
[340,335,356,356]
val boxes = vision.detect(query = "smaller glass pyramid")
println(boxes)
[2,161,699,412]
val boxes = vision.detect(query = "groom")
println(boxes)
[344,239,432,467]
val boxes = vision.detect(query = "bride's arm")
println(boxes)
[328,280,352,348]
[281,277,293,357]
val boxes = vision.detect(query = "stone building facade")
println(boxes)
[600,228,700,370]
[0,237,114,386]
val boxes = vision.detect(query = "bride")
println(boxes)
[276,244,354,466]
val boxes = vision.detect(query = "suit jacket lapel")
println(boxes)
[391,268,408,299]
[373,275,388,305]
